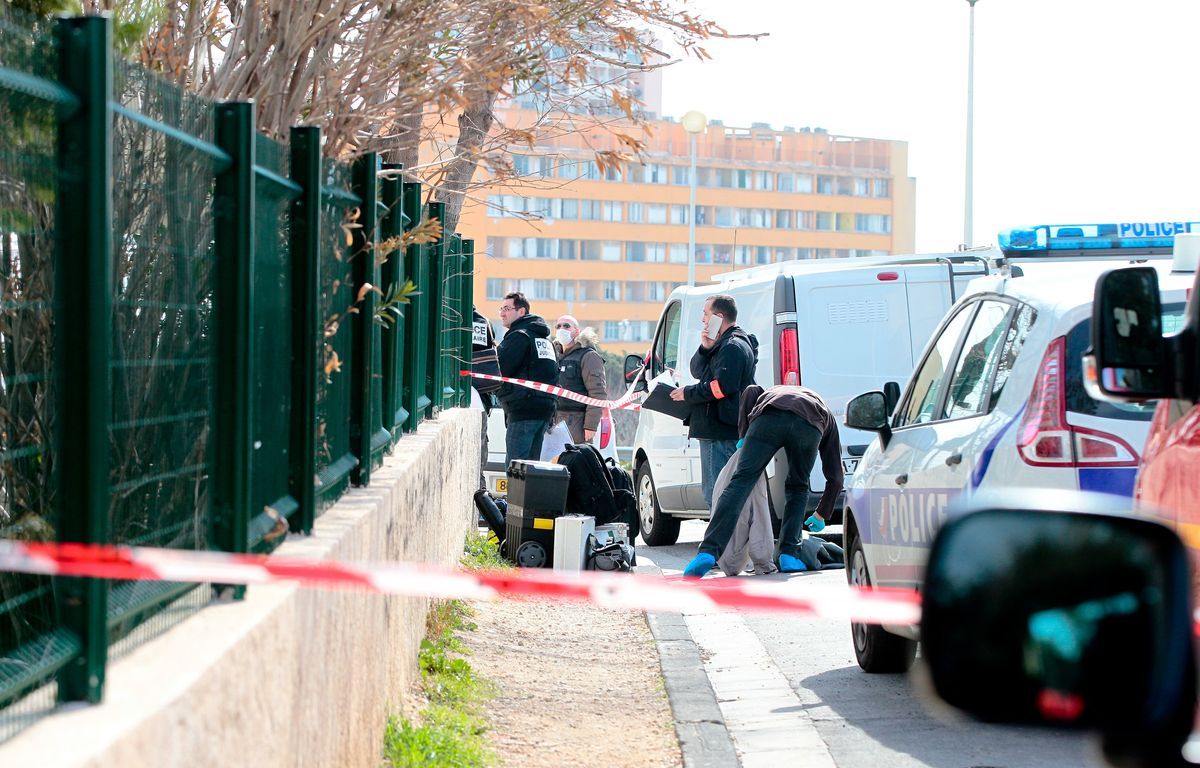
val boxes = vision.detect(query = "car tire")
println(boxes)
[637,462,681,547]
[848,528,917,673]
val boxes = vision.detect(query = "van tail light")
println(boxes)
[779,328,800,386]
[1016,336,1138,468]
[598,410,612,449]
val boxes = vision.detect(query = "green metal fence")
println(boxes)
[0,9,475,737]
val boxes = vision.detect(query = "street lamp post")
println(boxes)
[964,0,980,248]
[681,110,707,287]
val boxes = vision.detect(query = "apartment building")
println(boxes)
[458,110,916,356]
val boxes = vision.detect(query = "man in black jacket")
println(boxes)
[670,294,757,507]
[497,292,559,463]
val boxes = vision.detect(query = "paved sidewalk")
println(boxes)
[639,535,839,768]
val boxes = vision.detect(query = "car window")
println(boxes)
[898,303,976,427]
[988,303,1036,408]
[652,301,681,376]
[941,301,1015,420]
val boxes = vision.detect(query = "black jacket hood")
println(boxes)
[508,313,551,340]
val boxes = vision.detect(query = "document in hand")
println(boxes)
[641,370,692,420]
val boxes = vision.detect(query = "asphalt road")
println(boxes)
[639,520,1108,768]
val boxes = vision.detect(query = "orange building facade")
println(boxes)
[457,109,917,355]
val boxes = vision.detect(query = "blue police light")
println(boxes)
[998,221,1200,254]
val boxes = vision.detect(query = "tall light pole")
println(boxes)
[964,0,980,248]
[681,110,707,287]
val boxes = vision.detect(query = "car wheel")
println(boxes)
[636,462,680,546]
[848,529,917,673]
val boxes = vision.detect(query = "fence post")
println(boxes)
[53,13,112,704]
[424,202,447,417]
[461,238,475,407]
[446,233,464,408]
[288,126,321,533]
[378,163,408,437]
[212,101,256,557]
[401,183,429,431]
[350,152,380,486]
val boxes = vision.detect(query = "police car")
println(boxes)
[840,222,1195,673]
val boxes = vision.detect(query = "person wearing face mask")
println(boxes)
[552,315,608,444]
[669,294,758,508]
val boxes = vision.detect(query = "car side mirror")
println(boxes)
[845,391,892,448]
[1087,267,1174,401]
[624,353,648,393]
[921,491,1196,768]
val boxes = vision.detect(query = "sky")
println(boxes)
[658,0,1200,253]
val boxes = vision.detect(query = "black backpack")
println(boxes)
[557,444,639,542]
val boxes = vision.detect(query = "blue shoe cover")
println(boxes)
[779,554,808,573]
[683,553,716,578]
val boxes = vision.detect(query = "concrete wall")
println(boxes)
[0,409,480,768]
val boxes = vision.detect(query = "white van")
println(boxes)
[624,251,995,545]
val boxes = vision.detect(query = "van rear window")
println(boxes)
[1065,303,1186,420]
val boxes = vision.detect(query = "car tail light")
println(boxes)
[1017,336,1138,468]
[779,328,800,386]
[598,411,612,449]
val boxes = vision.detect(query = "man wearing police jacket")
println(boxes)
[497,292,559,463]
[670,294,758,507]
[552,314,608,444]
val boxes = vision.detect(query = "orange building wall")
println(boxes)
[453,109,915,355]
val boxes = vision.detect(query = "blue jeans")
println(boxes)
[699,409,820,560]
[699,438,739,508]
[505,417,549,465]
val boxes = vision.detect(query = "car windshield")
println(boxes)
[1066,302,1187,420]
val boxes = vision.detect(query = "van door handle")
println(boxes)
[895,474,908,486]
[945,453,963,467]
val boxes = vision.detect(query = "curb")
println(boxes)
[637,563,739,768]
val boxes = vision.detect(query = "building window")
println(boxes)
[603,280,620,300]
[647,242,667,263]
[713,244,732,264]
[580,200,601,220]
[645,164,667,184]
[837,212,856,232]
[669,244,688,263]
[604,320,622,340]
[627,242,646,262]
[602,201,623,222]
[628,202,644,223]
[855,178,871,197]
[486,278,503,299]
[672,166,689,185]
[714,168,734,188]
[558,239,578,259]
[836,177,854,196]
[714,206,734,227]
[775,210,792,229]
[755,246,770,265]
[817,175,834,195]
[874,178,890,198]
[669,205,688,225]
[647,204,667,224]
[512,155,532,175]
[773,247,795,262]
[777,174,794,192]
[816,212,835,231]
[796,248,814,260]
[602,241,621,261]
[795,174,813,194]
[754,171,772,191]
[695,206,709,225]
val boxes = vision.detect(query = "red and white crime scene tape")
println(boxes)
[0,540,922,625]
[462,370,645,412]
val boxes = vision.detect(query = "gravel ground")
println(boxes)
[465,596,682,768]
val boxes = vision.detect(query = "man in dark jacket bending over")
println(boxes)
[683,384,843,577]
[497,292,559,464]
[669,294,757,507]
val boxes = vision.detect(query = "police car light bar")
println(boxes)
[998,221,1200,255]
